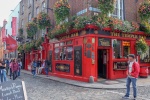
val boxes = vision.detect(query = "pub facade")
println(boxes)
[24,26,150,82]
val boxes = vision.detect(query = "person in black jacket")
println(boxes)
[45,58,50,77]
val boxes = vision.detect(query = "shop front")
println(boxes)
[25,26,150,82]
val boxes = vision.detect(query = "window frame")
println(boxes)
[111,0,124,20]
[42,1,46,11]
[36,6,39,15]
[28,13,31,22]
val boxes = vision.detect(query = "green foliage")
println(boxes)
[136,37,148,53]
[17,45,23,53]
[98,0,116,16]
[26,22,38,38]
[37,12,51,29]
[54,0,70,24]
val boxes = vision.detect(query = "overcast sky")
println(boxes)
[0,0,21,27]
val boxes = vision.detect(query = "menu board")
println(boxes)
[0,81,27,100]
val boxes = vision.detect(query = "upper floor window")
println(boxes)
[28,13,31,22]
[36,7,39,15]
[28,0,32,7]
[22,5,24,14]
[42,1,46,11]
[111,0,124,20]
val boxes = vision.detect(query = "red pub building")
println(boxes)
[23,0,150,82]
[25,26,150,82]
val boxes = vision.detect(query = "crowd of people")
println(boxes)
[0,57,51,83]
[0,58,22,83]
[31,58,51,77]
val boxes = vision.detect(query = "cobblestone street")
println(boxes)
[13,73,150,100]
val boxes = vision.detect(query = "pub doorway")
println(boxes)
[98,49,108,79]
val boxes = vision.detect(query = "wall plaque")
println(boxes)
[74,46,82,76]
[98,38,111,46]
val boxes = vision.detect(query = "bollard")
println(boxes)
[89,76,94,83]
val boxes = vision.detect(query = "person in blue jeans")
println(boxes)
[31,59,37,77]
[0,59,7,82]
[122,54,140,100]
[18,60,22,76]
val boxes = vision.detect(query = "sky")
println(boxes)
[0,0,21,27]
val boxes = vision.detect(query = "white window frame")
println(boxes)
[111,0,124,20]
[21,19,24,28]
[36,7,39,15]
[42,1,46,11]
[28,13,31,22]
[28,0,32,7]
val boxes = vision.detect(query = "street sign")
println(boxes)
[0,81,27,100]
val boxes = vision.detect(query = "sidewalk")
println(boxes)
[21,70,150,89]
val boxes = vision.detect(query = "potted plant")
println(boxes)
[37,12,51,29]
[98,0,116,16]
[136,37,148,54]
[26,22,38,38]
[138,0,150,21]
[54,0,70,24]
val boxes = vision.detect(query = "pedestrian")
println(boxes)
[18,59,22,76]
[5,58,9,75]
[45,58,50,77]
[12,59,19,80]
[31,59,37,77]
[122,54,140,100]
[0,59,7,82]
[37,58,41,74]
[38,60,45,74]
[9,59,13,79]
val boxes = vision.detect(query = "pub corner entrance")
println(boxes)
[98,49,108,79]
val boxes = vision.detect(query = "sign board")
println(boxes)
[113,62,128,70]
[98,38,111,46]
[0,81,27,100]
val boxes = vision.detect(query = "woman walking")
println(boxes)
[12,59,19,80]
[0,59,7,82]
[38,60,45,74]
[18,59,22,76]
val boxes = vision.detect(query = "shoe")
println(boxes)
[122,96,129,99]
[133,97,137,100]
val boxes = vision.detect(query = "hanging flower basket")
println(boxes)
[37,12,51,29]
[136,37,148,54]
[98,0,116,16]
[18,28,23,35]
[138,0,150,21]
[26,22,38,38]
[54,0,70,24]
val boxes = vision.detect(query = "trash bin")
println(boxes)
[139,66,149,78]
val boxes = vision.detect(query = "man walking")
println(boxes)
[122,54,140,100]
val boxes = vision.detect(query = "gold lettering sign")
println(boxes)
[59,32,79,40]
[111,32,146,39]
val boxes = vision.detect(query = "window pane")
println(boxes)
[55,48,60,60]
[122,41,130,58]
[66,47,73,60]
[60,47,66,60]
[113,40,122,59]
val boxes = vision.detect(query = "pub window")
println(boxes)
[55,48,60,60]
[140,46,150,63]
[66,46,73,60]
[113,40,122,58]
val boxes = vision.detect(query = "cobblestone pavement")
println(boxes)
[13,73,150,100]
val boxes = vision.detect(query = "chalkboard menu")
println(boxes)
[98,38,111,46]
[0,81,27,100]
[113,62,128,70]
